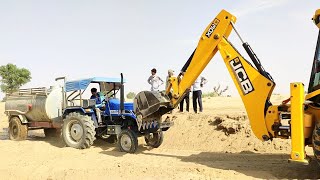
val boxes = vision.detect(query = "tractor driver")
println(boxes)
[90,88,102,105]
[90,87,103,125]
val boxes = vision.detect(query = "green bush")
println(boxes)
[202,92,219,98]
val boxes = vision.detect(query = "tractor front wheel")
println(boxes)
[118,129,138,153]
[145,131,163,148]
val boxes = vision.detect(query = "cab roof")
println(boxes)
[65,77,126,92]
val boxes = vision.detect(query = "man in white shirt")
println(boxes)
[147,68,164,91]
[192,76,207,113]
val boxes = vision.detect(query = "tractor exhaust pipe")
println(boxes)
[120,73,125,114]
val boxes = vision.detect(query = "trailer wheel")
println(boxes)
[312,121,320,165]
[145,131,163,148]
[118,129,138,153]
[62,112,96,149]
[9,116,28,140]
[44,128,61,138]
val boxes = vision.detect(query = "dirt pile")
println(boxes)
[161,109,291,154]
[211,115,248,135]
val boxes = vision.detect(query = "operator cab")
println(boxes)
[307,11,320,103]
[64,77,134,116]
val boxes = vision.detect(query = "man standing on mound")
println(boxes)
[148,68,164,91]
[192,76,207,113]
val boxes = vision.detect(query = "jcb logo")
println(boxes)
[230,57,254,95]
[205,18,220,38]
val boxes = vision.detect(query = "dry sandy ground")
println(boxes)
[0,96,319,179]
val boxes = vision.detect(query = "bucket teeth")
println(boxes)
[154,121,158,128]
[139,120,160,131]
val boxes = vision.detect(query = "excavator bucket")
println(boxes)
[133,91,173,119]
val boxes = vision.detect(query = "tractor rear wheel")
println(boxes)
[62,112,96,149]
[312,121,320,165]
[9,116,28,140]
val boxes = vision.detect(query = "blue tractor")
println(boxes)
[59,74,173,153]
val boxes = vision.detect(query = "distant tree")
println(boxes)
[202,84,229,98]
[213,84,228,96]
[126,92,136,99]
[0,63,31,94]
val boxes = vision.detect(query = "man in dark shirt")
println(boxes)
[90,88,102,105]
[90,87,103,125]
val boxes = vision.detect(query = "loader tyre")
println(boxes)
[118,129,138,153]
[9,116,28,140]
[145,131,163,148]
[312,121,320,165]
[62,112,96,149]
[44,128,61,138]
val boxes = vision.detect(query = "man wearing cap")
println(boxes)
[165,69,174,90]
[179,72,190,112]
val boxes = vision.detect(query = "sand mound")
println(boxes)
[211,115,248,135]
[161,108,291,154]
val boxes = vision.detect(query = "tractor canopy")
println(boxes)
[64,77,133,113]
[65,77,126,93]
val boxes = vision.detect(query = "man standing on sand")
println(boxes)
[180,89,190,112]
[179,72,190,112]
[165,69,174,90]
[148,68,164,91]
[192,76,207,113]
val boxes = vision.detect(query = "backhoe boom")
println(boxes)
[134,9,320,164]
[135,9,275,141]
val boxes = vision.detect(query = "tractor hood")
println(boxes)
[106,98,134,112]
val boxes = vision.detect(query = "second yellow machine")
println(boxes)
[134,9,320,165]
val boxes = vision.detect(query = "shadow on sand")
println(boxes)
[137,150,320,179]
[3,127,319,179]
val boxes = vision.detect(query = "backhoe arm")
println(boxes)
[134,9,275,140]
[167,10,275,140]
[168,10,236,105]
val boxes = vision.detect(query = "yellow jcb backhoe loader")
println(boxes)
[134,9,320,165]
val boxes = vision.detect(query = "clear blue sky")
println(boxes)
[0,0,318,98]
